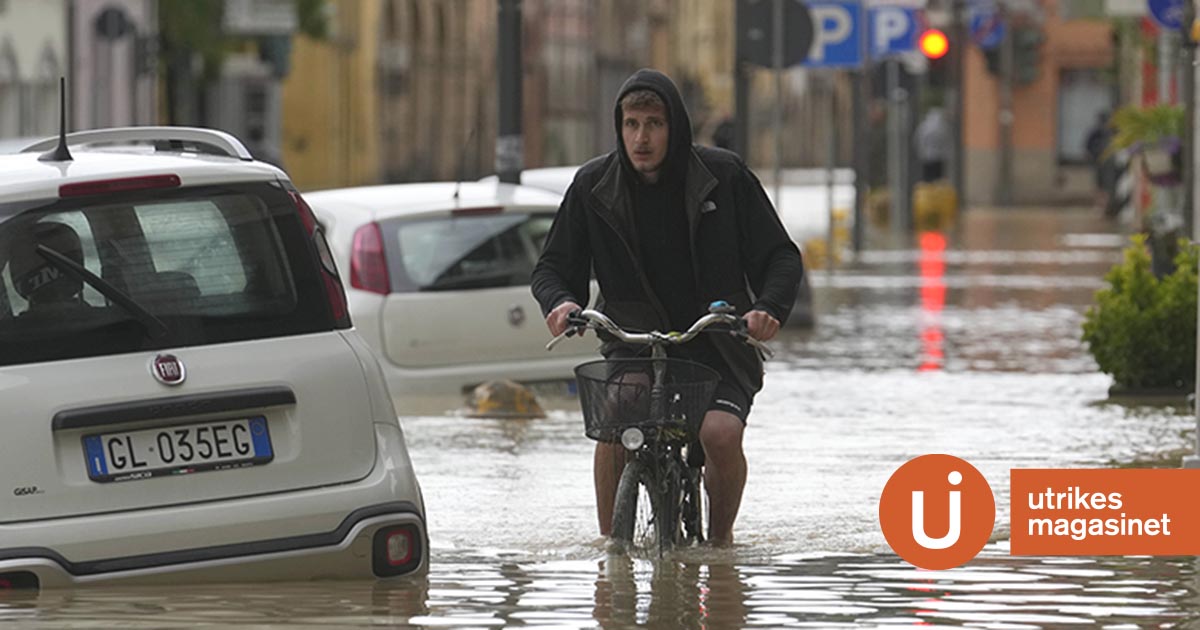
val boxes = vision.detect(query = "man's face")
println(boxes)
[621,103,669,182]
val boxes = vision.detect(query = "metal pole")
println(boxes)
[853,65,869,253]
[887,59,906,232]
[853,2,871,254]
[997,4,1014,206]
[735,0,750,159]
[736,64,750,158]
[497,0,523,184]
[827,75,837,270]
[951,0,967,212]
[1186,0,1200,471]
[1159,30,1173,105]
[773,0,784,209]
[1182,0,1196,239]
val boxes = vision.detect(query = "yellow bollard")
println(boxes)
[912,182,958,231]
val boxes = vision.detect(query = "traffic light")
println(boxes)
[983,24,1044,86]
[1012,25,1044,85]
[922,29,952,88]
[919,29,949,60]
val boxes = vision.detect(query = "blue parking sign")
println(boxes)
[869,6,920,58]
[804,0,865,68]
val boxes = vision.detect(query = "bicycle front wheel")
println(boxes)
[611,459,650,546]
[612,458,685,554]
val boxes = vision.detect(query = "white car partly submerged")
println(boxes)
[304,181,600,399]
[0,127,427,587]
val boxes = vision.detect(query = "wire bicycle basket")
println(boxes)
[574,358,720,443]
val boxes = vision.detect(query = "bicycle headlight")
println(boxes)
[621,427,645,451]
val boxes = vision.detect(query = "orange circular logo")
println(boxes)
[879,454,995,570]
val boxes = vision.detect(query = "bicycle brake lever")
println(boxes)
[747,336,775,359]
[726,316,774,359]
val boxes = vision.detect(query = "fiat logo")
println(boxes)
[151,354,186,386]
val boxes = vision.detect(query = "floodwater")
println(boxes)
[8,207,1199,628]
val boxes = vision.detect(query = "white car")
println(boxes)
[0,127,427,588]
[304,182,599,398]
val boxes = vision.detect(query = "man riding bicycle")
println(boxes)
[532,68,804,546]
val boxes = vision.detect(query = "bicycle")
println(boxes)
[546,301,772,554]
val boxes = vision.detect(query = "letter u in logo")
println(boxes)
[911,470,962,549]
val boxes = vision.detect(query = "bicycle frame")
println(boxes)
[549,302,770,553]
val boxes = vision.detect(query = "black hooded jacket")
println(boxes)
[531,69,804,396]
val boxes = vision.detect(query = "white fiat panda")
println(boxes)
[0,127,427,588]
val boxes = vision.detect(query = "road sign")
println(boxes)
[969,9,1004,50]
[737,0,816,68]
[868,6,921,58]
[803,0,865,68]
[1148,0,1184,29]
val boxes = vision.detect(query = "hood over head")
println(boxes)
[613,69,693,184]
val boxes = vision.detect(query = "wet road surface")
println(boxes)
[8,207,1199,628]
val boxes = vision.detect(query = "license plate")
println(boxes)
[83,417,274,483]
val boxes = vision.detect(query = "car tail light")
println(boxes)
[60,174,181,197]
[386,530,412,565]
[289,190,351,327]
[372,524,423,576]
[350,222,391,295]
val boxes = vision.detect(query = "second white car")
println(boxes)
[305,182,598,398]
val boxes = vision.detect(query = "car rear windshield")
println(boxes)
[383,211,554,292]
[0,181,337,366]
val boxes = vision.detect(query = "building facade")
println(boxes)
[0,0,68,140]
[281,0,741,190]
[963,0,1116,205]
[71,0,158,132]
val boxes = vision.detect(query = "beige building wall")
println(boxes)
[964,0,1113,205]
[669,0,735,134]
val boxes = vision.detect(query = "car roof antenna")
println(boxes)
[452,123,480,202]
[39,77,73,163]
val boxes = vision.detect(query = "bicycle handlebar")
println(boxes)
[545,308,774,358]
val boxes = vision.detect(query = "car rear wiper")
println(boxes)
[36,244,170,339]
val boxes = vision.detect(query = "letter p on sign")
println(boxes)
[808,5,854,63]
[873,7,909,55]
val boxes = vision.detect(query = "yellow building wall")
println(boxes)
[281,0,382,191]
[670,0,734,115]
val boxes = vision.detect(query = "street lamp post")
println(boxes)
[497,0,523,184]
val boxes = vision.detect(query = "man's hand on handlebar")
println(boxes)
[743,309,780,341]
[546,300,582,337]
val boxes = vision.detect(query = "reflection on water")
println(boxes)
[7,551,1199,628]
[12,208,1199,627]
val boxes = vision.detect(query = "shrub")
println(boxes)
[1108,105,1185,154]
[1082,234,1198,391]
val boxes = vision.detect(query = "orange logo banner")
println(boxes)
[1010,469,1200,556]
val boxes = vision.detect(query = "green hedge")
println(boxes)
[1082,234,1197,391]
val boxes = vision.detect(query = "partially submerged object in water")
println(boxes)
[467,379,546,419]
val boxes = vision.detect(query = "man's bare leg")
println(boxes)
[699,410,746,545]
[594,442,627,535]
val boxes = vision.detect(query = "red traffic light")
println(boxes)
[919,29,949,59]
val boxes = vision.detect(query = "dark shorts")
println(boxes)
[708,379,752,424]
[604,338,754,425]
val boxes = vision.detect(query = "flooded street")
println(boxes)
[9,207,1200,628]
